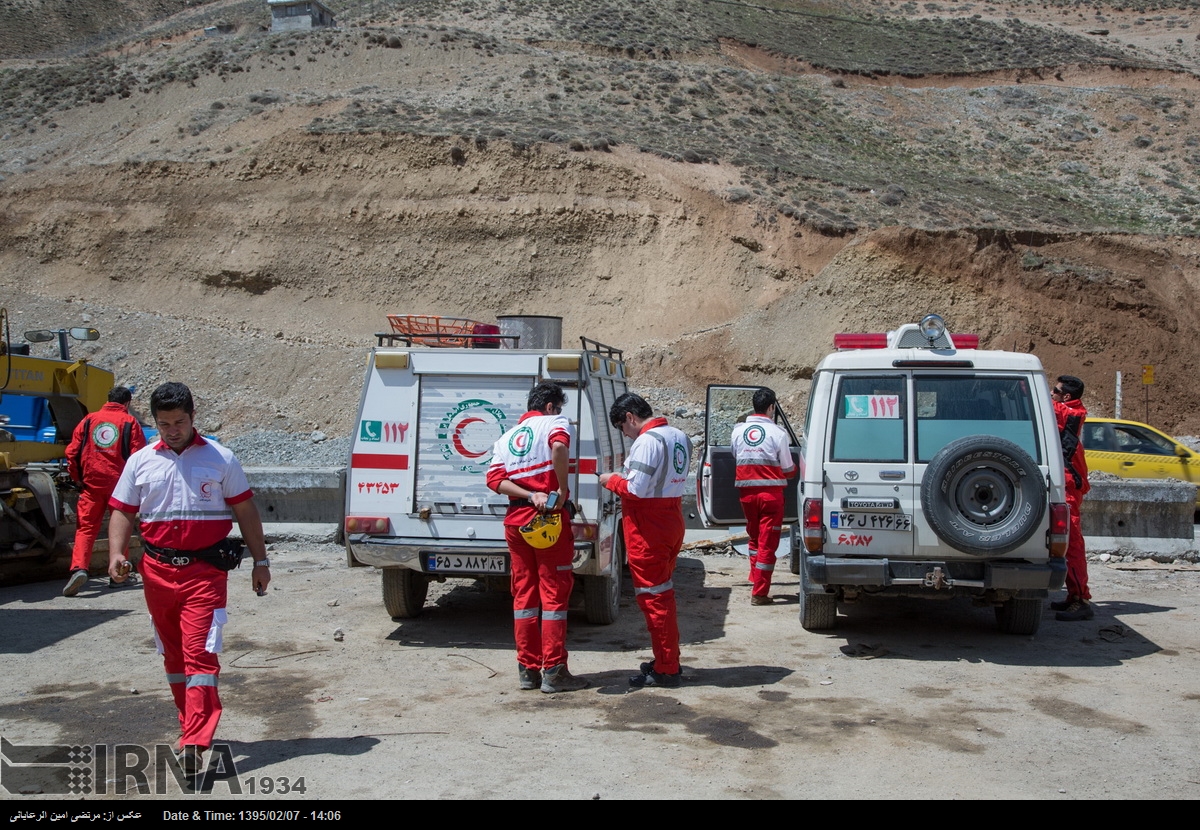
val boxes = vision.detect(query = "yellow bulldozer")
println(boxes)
[0,307,114,562]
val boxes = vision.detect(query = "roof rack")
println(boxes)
[381,314,518,349]
[579,336,624,361]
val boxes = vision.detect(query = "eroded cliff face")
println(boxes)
[633,225,1200,432]
[3,132,1199,435]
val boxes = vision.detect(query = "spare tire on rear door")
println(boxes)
[921,436,1046,556]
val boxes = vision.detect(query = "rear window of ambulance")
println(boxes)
[914,376,1040,463]
[830,376,907,463]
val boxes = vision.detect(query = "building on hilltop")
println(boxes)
[268,0,336,32]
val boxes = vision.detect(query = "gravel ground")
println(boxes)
[3,547,1200,800]
[224,430,351,468]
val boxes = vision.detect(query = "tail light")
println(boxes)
[1048,503,1069,557]
[572,522,598,541]
[802,498,824,553]
[345,516,391,535]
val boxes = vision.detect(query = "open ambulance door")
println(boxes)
[697,385,801,528]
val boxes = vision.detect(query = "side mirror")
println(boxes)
[69,327,100,342]
[23,330,55,343]
[1177,444,1192,459]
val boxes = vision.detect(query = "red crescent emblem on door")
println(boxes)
[452,417,488,458]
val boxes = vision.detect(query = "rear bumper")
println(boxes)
[806,555,1067,593]
[347,535,601,575]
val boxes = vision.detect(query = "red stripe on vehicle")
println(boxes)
[351,453,410,470]
[570,458,598,474]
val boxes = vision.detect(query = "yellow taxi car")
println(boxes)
[1081,417,1200,505]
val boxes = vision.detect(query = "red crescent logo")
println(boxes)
[200,482,214,496]
[452,417,488,458]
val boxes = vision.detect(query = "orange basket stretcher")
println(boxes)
[384,314,504,348]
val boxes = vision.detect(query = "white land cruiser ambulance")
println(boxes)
[699,314,1070,636]
[344,315,629,624]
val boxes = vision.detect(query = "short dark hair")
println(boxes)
[108,386,132,405]
[1056,375,1085,400]
[151,382,195,417]
[752,387,776,415]
[610,392,653,429]
[527,381,566,413]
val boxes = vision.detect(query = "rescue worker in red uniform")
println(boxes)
[731,387,796,606]
[487,381,588,694]
[1051,375,1092,621]
[107,382,269,775]
[62,386,146,597]
[600,393,693,688]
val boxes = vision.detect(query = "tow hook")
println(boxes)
[924,566,949,589]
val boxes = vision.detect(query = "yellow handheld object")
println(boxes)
[519,513,563,549]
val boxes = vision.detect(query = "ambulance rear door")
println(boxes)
[412,370,537,530]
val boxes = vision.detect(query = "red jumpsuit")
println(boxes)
[487,412,574,671]
[110,432,253,751]
[65,402,146,572]
[604,418,692,675]
[1055,397,1091,601]
[730,415,796,598]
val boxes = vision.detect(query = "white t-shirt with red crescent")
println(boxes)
[110,433,253,550]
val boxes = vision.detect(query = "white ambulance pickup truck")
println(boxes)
[344,316,630,624]
[699,314,1070,636]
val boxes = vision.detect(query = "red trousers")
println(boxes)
[141,555,228,750]
[71,485,115,572]
[739,487,784,598]
[506,525,574,670]
[623,500,685,675]
[1065,488,1090,601]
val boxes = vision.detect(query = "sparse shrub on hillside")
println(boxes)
[4,1,1200,235]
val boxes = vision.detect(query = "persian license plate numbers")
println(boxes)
[426,554,508,573]
[832,512,913,531]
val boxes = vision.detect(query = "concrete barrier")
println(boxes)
[1080,478,1196,539]
[1081,478,1198,560]
[245,467,345,524]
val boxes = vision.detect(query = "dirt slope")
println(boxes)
[5,130,1198,433]
[3,1,1200,435]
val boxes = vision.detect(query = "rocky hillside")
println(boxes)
[2,0,1199,437]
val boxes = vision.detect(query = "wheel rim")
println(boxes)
[948,465,1017,526]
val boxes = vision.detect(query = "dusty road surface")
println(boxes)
[2,542,1199,800]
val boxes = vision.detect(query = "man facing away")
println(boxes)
[600,392,693,688]
[1051,374,1092,622]
[107,382,270,774]
[486,381,588,694]
[62,385,146,597]
[730,387,796,606]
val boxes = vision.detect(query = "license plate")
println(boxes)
[425,554,508,574]
[832,512,913,531]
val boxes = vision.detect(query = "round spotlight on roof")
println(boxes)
[919,313,946,343]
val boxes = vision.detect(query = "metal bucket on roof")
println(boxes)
[497,315,563,350]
